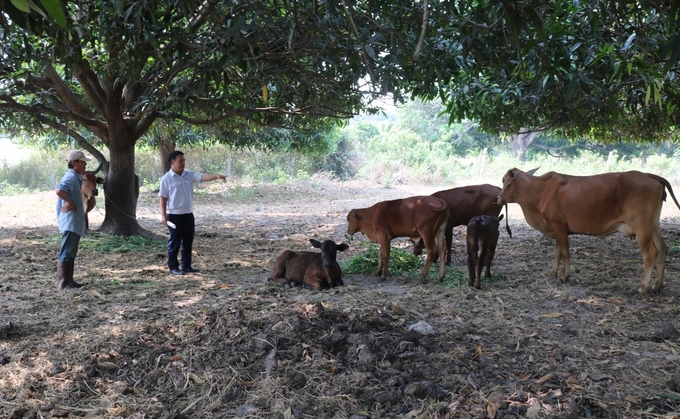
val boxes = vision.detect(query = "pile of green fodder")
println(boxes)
[341,242,488,287]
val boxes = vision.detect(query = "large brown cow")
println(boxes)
[412,184,512,264]
[347,196,448,282]
[497,168,680,293]
[82,171,106,230]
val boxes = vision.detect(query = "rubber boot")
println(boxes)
[57,261,76,290]
[66,259,84,288]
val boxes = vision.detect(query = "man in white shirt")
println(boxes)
[159,150,226,275]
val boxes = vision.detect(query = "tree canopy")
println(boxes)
[1,0,679,236]
[0,0,425,235]
[407,1,680,142]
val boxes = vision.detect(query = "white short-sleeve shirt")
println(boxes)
[159,169,202,214]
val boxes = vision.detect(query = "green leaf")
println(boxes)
[10,0,30,13]
[38,0,66,27]
[645,84,651,107]
[364,44,377,60]
[659,392,680,401]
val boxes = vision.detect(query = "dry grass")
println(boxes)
[2,178,680,418]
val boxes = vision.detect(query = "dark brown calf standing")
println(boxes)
[466,214,502,289]
[268,239,349,290]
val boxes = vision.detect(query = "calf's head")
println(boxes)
[82,171,106,200]
[310,239,349,268]
[346,209,361,235]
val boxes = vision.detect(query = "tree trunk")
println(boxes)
[99,135,159,239]
[511,130,539,162]
[159,139,176,175]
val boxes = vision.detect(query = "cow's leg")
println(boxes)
[651,230,668,291]
[378,240,391,280]
[444,224,453,266]
[485,242,497,278]
[552,233,571,282]
[436,223,447,281]
[467,247,476,287]
[303,273,324,291]
[420,233,435,283]
[475,246,486,289]
[637,230,660,293]
[549,246,561,278]
[268,258,291,286]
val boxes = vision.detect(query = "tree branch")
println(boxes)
[34,114,108,168]
[413,0,429,60]
[44,63,99,118]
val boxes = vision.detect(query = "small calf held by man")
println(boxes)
[268,239,349,290]
[82,171,106,230]
[466,214,503,289]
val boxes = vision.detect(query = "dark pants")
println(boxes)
[167,213,195,271]
[58,231,81,262]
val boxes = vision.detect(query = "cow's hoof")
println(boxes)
[379,277,387,282]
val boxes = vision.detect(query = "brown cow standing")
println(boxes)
[413,184,512,264]
[497,168,680,293]
[268,239,349,290]
[346,196,448,282]
[82,171,106,230]
[466,214,503,289]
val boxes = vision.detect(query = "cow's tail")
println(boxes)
[472,217,481,256]
[504,203,513,238]
[649,174,680,211]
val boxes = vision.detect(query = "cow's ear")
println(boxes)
[310,239,322,248]
[97,177,107,184]
[337,243,350,252]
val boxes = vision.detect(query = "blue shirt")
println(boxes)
[159,169,202,214]
[56,169,87,237]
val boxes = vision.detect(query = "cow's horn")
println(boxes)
[526,167,540,176]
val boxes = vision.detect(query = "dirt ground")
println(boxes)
[3,178,680,419]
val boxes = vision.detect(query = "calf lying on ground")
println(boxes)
[268,239,349,290]
[466,214,503,289]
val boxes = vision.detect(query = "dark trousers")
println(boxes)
[58,231,81,262]
[167,213,195,270]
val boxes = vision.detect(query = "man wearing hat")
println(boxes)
[54,150,92,290]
